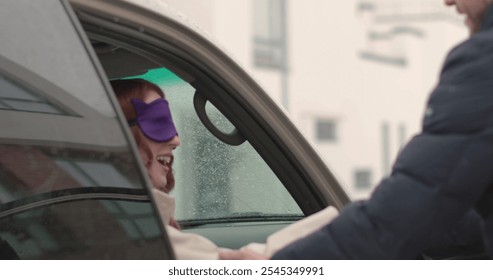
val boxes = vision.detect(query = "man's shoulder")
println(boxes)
[440,29,493,79]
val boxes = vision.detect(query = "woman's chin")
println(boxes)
[152,183,169,194]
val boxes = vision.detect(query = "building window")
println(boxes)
[398,122,407,151]
[356,0,462,68]
[381,122,391,176]
[354,169,372,189]
[252,0,286,69]
[356,0,463,23]
[316,119,337,142]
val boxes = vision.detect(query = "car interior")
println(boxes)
[88,34,309,247]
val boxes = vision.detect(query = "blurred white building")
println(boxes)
[164,0,468,199]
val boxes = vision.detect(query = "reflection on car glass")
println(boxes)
[0,196,166,259]
[0,69,146,204]
[0,187,149,217]
[56,160,136,188]
[0,74,69,115]
[0,144,143,204]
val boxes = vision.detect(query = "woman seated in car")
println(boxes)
[110,78,338,260]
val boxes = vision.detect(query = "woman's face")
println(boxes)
[137,90,181,193]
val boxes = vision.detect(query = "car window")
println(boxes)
[126,68,303,223]
[0,0,172,259]
[0,0,114,117]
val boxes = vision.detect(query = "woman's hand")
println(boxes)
[219,248,269,260]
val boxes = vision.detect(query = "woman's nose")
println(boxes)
[168,135,181,148]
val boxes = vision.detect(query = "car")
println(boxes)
[0,0,351,259]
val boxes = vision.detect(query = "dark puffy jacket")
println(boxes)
[273,6,493,260]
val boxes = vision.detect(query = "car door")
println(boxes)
[0,0,173,259]
[68,0,350,250]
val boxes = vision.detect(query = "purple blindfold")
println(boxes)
[128,98,178,142]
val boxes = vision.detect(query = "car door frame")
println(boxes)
[68,0,350,216]
[61,0,176,259]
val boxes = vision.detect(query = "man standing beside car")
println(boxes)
[221,0,493,260]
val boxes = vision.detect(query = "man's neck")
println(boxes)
[480,4,493,31]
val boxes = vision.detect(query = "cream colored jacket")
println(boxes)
[152,189,339,259]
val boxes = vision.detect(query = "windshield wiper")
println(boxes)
[179,212,303,228]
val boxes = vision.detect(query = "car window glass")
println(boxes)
[0,0,171,259]
[0,199,167,259]
[0,71,143,203]
[0,0,114,117]
[0,63,169,262]
[128,68,303,222]
[0,74,68,114]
